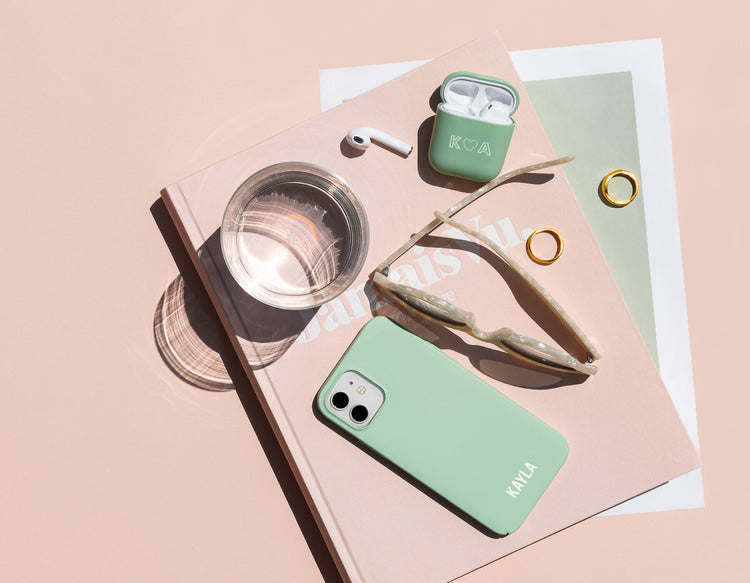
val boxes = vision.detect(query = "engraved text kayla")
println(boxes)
[505,462,539,499]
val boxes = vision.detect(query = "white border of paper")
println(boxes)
[319,39,703,515]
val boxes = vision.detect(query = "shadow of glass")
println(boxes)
[201,229,316,368]
[153,274,234,392]
[151,202,317,387]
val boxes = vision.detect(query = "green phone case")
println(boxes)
[316,317,569,536]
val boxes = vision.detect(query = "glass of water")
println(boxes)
[221,162,369,310]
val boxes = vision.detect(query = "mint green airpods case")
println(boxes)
[428,72,519,182]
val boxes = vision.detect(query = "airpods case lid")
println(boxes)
[429,72,520,182]
[439,71,519,120]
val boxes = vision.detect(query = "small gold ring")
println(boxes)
[600,170,639,207]
[526,228,564,264]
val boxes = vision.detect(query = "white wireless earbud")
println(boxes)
[477,101,513,125]
[440,103,472,116]
[346,127,413,156]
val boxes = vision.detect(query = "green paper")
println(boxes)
[525,73,658,365]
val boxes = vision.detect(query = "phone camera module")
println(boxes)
[350,405,369,423]
[327,372,384,428]
[331,392,349,409]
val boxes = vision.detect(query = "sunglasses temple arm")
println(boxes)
[376,216,443,274]
[436,212,601,362]
[444,155,576,216]
[375,155,576,274]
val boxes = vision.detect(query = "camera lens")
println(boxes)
[350,405,368,423]
[331,392,349,409]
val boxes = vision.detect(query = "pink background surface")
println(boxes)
[163,33,698,581]
[1,2,746,581]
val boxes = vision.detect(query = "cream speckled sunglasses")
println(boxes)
[372,155,600,375]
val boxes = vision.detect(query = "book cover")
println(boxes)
[160,33,699,582]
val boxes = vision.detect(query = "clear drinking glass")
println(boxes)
[221,162,369,310]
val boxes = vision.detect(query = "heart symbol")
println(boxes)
[462,138,478,152]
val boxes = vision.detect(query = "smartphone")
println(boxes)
[315,316,569,536]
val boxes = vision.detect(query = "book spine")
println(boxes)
[160,183,363,583]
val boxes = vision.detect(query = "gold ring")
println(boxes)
[600,170,639,207]
[526,228,564,264]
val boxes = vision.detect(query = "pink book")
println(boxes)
[160,33,699,583]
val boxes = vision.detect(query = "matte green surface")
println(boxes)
[524,73,658,365]
[316,317,569,536]
[429,109,515,181]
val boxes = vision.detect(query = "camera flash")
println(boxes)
[357,386,366,395]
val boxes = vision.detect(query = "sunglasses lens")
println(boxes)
[502,338,576,371]
[394,291,469,328]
